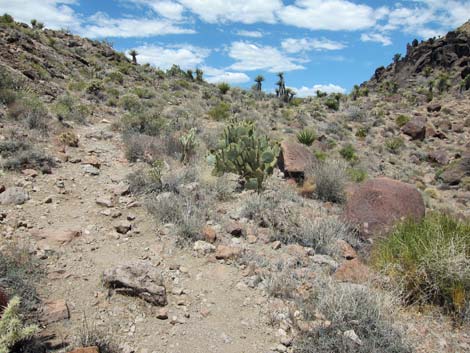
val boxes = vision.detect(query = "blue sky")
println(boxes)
[1,1,469,95]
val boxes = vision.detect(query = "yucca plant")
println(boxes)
[217,82,230,95]
[296,129,317,146]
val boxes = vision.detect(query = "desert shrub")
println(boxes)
[0,13,14,24]
[347,167,368,182]
[0,66,22,105]
[119,94,142,113]
[0,243,41,314]
[85,80,103,96]
[7,95,49,131]
[179,128,197,164]
[345,106,366,121]
[395,114,410,127]
[355,127,369,139]
[58,131,79,147]
[107,71,123,84]
[53,94,89,124]
[385,137,404,154]
[297,129,317,146]
[121,109,166,136]
[133,86,155,99]
[212,119,280,191]
[208,101,231,121]
[339,144,357,162]
[0,139,55,172]
[76,320,120,353]
[0,297,39,353]
[372,213,470,321]
[218,82,230,94]
[294,278,411,353]
[309,159,347,203]
[325,95,340,111]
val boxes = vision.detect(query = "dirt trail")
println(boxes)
[6,122,277,353]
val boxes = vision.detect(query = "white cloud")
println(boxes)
[0,0,80,30]
[146,1,185,21]
[360,33,392,46]
[79,12,195,38]
[293,84,346,97]
[129,44,210,70]
[204,67,250,84]
[228,41,304,73]
[281,38,346,53]
[177,0,283,24]
[278,0,378,31]
[236,30,264,38]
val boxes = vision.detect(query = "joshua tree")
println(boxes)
[186,69,194,81]
[276,72,286,98]
[129,50,138,65]
[195,68,204,82]
[30,19,44,30]
[254,75,264,91]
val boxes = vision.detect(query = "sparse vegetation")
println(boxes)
[308,159,347,203]
[297,129,317,146]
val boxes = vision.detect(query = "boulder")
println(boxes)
[201,225,217,243]
[428,150,449,165]
[102,261,167,306]
[427,103,442,112]
[193,240,216,254]
[279,141,313,177]
[440,152,470,185]
[215,245,242,260]
[0,187,29,205]
[344,177,425,238]
[402,116,426,140]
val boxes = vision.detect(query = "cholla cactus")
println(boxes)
[179,128,197,164]
[0,296,39,353]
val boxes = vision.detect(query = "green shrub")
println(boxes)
[133,86,155,99]
[85,80,103,95]
[395,114,410,127]
[121,109,166,136]
[0,139,55,171]
[0,13,14,24]
[294,278,411,353]
[107,71,123,84]
[119,94,142,113]
[7,94,49,131]
[339,144,357,162]
[372,213,470,320]
[0,66,22,105]
[325,95,340,111]
[314,150,327,161]
[355,127,369,139]
[218,82,230,94]
[53,94,89,123]
[212,120,280,191]
[348,167,368,182]
[297,129,317,146]
[208,101,230,121]
[385,137,404,154]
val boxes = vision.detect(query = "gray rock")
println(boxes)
[83,165,100,175]
[103,261,167,306]
[193,240,216,254]
[0,187,29,205]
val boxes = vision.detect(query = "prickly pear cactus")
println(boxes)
[212,120,280,191]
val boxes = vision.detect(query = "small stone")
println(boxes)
[193,240,216,254]
[115,221,132,234]
[215,245,241,260]
[344,329,362,346]
[82,165,100,175]
[226,222,244,237]
[271,241,282,250]
[157,308,168,320]
[96,197,114,208]
[43,196,53,204]
[247,235,257,244]
[21,169,38,177]
[82,156,101,168]
[202,225,217,243]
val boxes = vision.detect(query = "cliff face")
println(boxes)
[369,20,470,91]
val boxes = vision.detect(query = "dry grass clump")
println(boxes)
[0,138,55,172]
[307,159,347,203]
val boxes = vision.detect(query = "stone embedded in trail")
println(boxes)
[32,228,82,248]
[0,187,30,205]
[102,261,167,306]
[402,116,426,140]
[96,196,114,208]
[41,299,69,324]
[279,141,314,177]
[344,177,425,238]
[115,221,132,234]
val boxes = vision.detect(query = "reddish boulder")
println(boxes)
[215,245,241,260]
[402,116,426,140]
[344,177,425,238]
[279,141,314,177]
[428,150,449,165]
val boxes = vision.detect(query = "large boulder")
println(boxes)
[279,141,313,177]
[344,177,425,238]
[402,116,426,140]
[0,187,29,205]
[102,261,167,306]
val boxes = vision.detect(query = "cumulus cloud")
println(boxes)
[278,0,378,31]
[0,0,80,30]
[177,0,282,24]
[293,84,346,97]
[281,38,346,53]
[128,44,210,70]
[144,1,186,21]
[236,30,264,38]
[228,41,305,73]
[79,12,195,38]
[204,67,250,84]
[360,33,392,46]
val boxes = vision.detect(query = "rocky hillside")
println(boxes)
[1,14,470,353]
